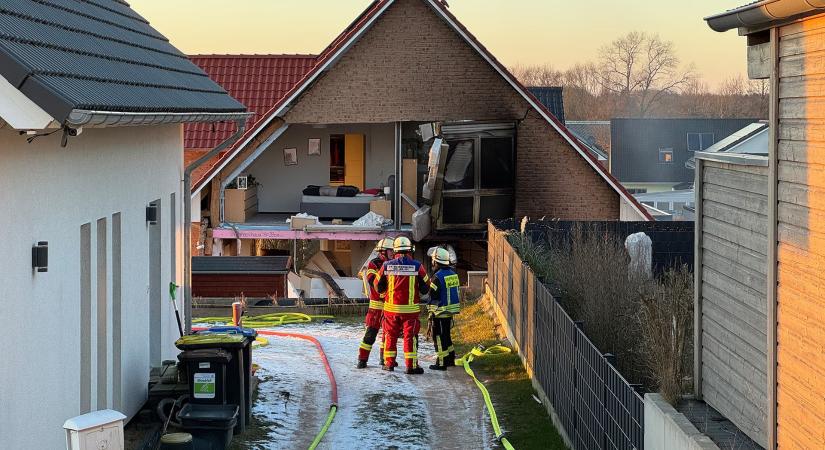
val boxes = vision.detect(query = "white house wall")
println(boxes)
[0,125,184,450]
[248,123,395,212]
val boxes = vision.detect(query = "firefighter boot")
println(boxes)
[382,364,394,372]
[429,363,447,371]
[356,360,367,369]
[405,367,425,375]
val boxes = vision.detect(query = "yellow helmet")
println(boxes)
[432,247,451,266]
[393,236,413,252]
[376,237,394,252]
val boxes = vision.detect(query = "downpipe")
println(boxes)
[183,120,246,334]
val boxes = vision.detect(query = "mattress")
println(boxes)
[300,194,377,204]
[300,194,379,219]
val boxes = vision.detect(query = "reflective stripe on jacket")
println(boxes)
[375,255,430,314]
[428,268,461,317]
[361,257,385,309]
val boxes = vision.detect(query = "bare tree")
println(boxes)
[510,63,564,87]
[598,32,695,117]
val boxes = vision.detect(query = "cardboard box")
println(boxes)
[290,216,318,230]
[370,199,392,218]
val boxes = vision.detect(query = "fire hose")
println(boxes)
[457,345,517,450]
[256,330,338,450]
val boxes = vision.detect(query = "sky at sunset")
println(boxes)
[130,0,749,87]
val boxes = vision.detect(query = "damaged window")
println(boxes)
[480,137,514,189]
[443,140,475,190]
[442,196,474,224]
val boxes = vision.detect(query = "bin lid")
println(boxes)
[177,348,233,363]
[178,403,239,423]
[198,326,257,338]
[176,333,247,349]
[63,409,126,431]
[160,433,193,444]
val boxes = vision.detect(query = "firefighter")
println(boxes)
[375,236,430,374]
[356,238,394,369]
[427,247,461,370]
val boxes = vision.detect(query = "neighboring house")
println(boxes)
[611,118,759,193]
[566,120,610,167]
[703,3,825,448]
[188,0,651,279]
[634,189,695,221]
[0,2,247,449]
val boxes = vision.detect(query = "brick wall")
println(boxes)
[284,0,619,220]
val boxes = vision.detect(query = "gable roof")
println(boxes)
[185,54,317,149]
[192,0,651,220]
[0,0,247,127]
[528,87,565,123]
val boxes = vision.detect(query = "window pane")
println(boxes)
[700,133,715,150]
[480,137,514,189]
[687,133,700,152]
[479,195,513,221]
[442,196,474,224]
[659,149,673,163]
[443,140,475,190]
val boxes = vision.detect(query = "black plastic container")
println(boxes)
[177,348,233,405]
[177,404,238,450]
[194,327,256,429]
[187,328,255,434]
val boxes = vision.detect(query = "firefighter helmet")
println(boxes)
[393,236,413,252]
[432,247,451,266]
[375,237,394,252]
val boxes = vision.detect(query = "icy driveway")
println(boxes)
[232,321,495,450]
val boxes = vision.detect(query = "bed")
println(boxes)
[300,194,379,219]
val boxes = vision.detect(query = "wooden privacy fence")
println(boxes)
[487,223,644,450]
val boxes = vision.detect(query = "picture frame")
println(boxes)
[284,147,298,166]
[308,138,321,155]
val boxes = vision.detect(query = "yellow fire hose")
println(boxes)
[193,312,334,328]
[457,345,517,450]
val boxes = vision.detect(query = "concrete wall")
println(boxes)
[644,394,720,450]
[0,125,184,450]
[248,123,395,212]
[775,17,825,448]
[697,157,768,447]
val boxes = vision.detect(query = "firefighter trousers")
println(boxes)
[358,308,384,362]
[432,316,455,366]
[383,312,421,369]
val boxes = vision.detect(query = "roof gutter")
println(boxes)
[705,0,825,32]
[65,109,251,128]
[183,120,246,335]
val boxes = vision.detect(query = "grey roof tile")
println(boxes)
[0,0,246,123]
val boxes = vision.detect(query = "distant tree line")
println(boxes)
[511,32,768,120]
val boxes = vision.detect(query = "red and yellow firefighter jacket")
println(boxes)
[374,255,430,314]
[361,256,386,310]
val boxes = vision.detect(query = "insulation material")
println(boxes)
[287,272,302,298]
[422,138,446,201]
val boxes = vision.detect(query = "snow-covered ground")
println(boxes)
[231,321,496,450]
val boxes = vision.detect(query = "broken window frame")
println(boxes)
[436,123,516,230]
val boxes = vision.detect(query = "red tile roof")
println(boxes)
[184,55,317,149]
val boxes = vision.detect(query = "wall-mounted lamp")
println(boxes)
[32,241,48,273]
[146,204,158,225]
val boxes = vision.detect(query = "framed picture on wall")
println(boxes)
[308,138,321,155]
[284,147,298,166]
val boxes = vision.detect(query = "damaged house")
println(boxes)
[187,0,650,299]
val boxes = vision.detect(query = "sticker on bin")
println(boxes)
[194,373,216,399]
[199,362,210,369]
